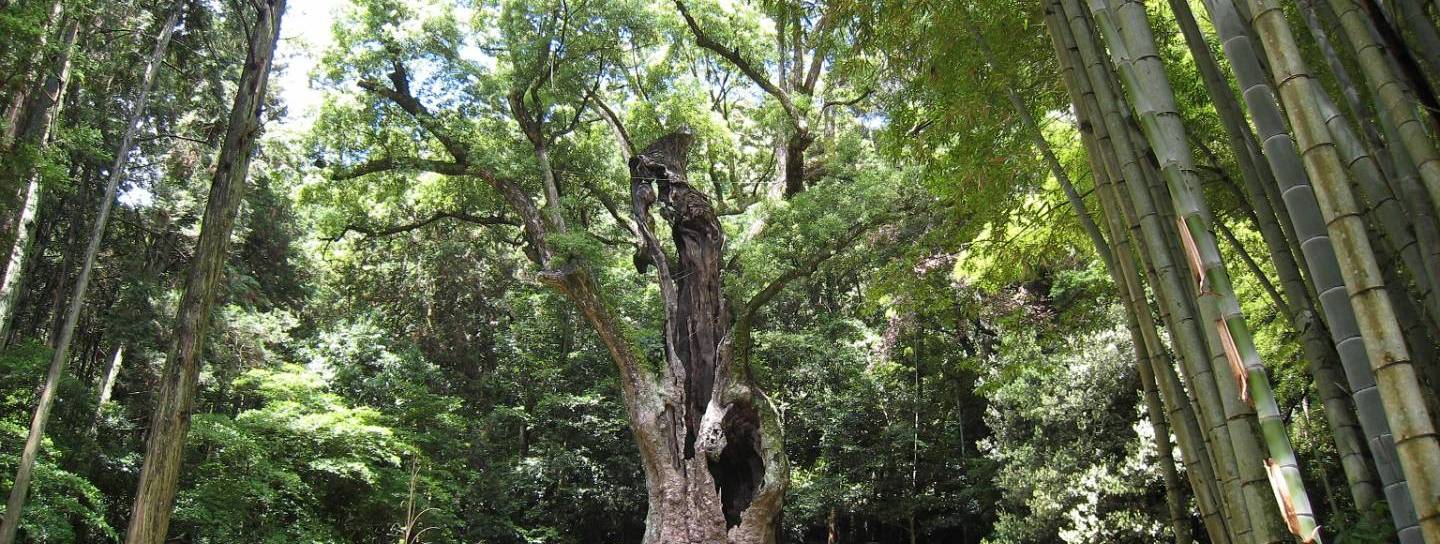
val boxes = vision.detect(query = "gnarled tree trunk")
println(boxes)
[626,131,787,544]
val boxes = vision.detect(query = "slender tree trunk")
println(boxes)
[0,0,64,272]
[1051,11,1227,540]
[1101,174,1220,544]
[1077,87,1210,544]
[1297,0,1392,172]
[1091,10,1278,543]
[1113,158,1244,543]
[122,3,285,543]
[1376,104,1440,330]
[1361,0,1440,133]
[1245,1,1440,542]
[1306,45,1440,331]
[1092,0,1323,540]
[0,9,80,534]
[999,16,1195,540]
[0,176,40,347]
[1170,0,1306,294]
[1306,0,1440,337]
[1392,0,1440,89]
[0,6,182,536]
[93,345,124,415]
[1139,339,1194,544]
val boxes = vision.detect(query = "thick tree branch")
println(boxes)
[331,155,472,180]
[800,9,833,94]
[731,215,890,368]
[345,54,655,451]
[354,71,553,266]
[740,218,877,323]
[822,88,873,112]
[673,0,800,123]
[326,211,518,242]
[359,71,470,166]
[582,178,637,236]
[587,88,635,158]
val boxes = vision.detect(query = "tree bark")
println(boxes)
[122,3,285,543]
[625,131,787,543]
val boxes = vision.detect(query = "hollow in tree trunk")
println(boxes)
[626,130,787,544]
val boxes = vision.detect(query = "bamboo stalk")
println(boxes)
[1327,0,1440,221]
[1052,2,1257,539]
[1091,0,1323,540]
[1244,0,1440,541]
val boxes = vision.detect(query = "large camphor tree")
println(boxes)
[311,0,901,541]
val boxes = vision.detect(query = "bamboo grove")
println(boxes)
[1033,0,1440,543]
[0,0,1439,542]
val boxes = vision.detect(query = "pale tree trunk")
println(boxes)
[1372,89,1440,398]
[1090,0,1324,540]
[94,345,124,416]
[123,3,285,543]
[1048,7,1249,541]
[1246,1,1440,541]
[1297,0,1393,175]
[0,6,182,535]
[1365,0,1440,105]
[1085,118,1203,544]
